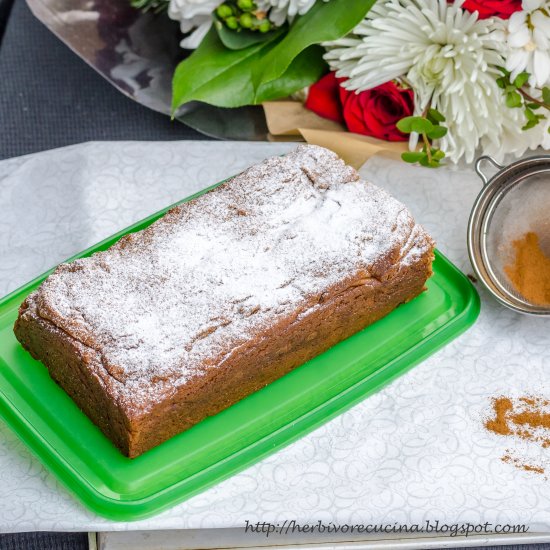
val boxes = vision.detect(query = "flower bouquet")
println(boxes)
[133,0,550,164]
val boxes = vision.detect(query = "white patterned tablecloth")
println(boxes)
[0,141,549,533]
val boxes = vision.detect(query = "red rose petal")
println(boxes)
[305,72,345,124]
[341,81,414,142]
[462,0,521,19]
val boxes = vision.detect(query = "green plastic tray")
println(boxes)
[0,183,480,521]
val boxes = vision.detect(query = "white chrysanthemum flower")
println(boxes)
[256,0,328,25]
[168,0,222,49]
[323,0,540,163]
[505,0,550,87]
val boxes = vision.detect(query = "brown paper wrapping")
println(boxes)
[263,100,408,168]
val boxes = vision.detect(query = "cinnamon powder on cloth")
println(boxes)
[504,232,550,306]
[485,396,550,477]
[502,454,545,475]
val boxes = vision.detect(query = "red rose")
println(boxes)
[462,0,521,19]
[305,72,414,142]
[304,72,345,124]
[339,81,414,142]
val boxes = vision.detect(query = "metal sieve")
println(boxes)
[468,155,550,316]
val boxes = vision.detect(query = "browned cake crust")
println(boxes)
[14,146,434,458]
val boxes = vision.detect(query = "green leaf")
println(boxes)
[527,102,541,110]
[411,118,434,134]
[522,108,544,130]
[255,45,328,103]
[213,16,281,50]
[522,119,539,130]
[419,156,431,167]
[543,87,550,105]
[426,126,448,140]
[427,108,445,123]
[419,156,441,168]
[506,90,522,108]
[397,116,433,134]
[496,77,506,89]
[259,0,376,84]
[432,149,445,161]
[401,151,426,163]
[525,107,537,122]
[513,72,530,88]
[172,29,276,110]
[172,28,326,110]
[396,117,414,133]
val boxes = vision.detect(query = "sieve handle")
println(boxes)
[475,156,503,185]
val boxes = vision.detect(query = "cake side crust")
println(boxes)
[14,300,133,454]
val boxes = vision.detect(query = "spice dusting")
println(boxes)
[485,397,513,436]
[485,396,550,477]
[501,454,545,476]
[504,232,550,306]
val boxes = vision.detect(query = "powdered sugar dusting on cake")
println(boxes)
[31,146,433,412]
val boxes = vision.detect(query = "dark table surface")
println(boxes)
[0,0,209,161]
[0,1,549,549]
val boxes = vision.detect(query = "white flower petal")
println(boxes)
[257,0,329,25]
[531,10,550,34]
[180,20,212,49]
[533,26,550,50]
[522,0,545,12]
[168,0,221,48]
[509,12,527,34]
[533,48,550,85]
[508,27,531,48]
[506,49,530,75]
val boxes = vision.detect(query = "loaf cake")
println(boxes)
[14,145,434,458]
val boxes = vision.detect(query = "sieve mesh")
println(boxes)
[483,172,550,306]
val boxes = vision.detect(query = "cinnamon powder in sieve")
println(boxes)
[504,232,550,306]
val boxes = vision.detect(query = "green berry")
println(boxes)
[258,19,271,32]
[237,0,255,10]
[216,4,233,18]
[239,12,253,28]
[225,15,238,29]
